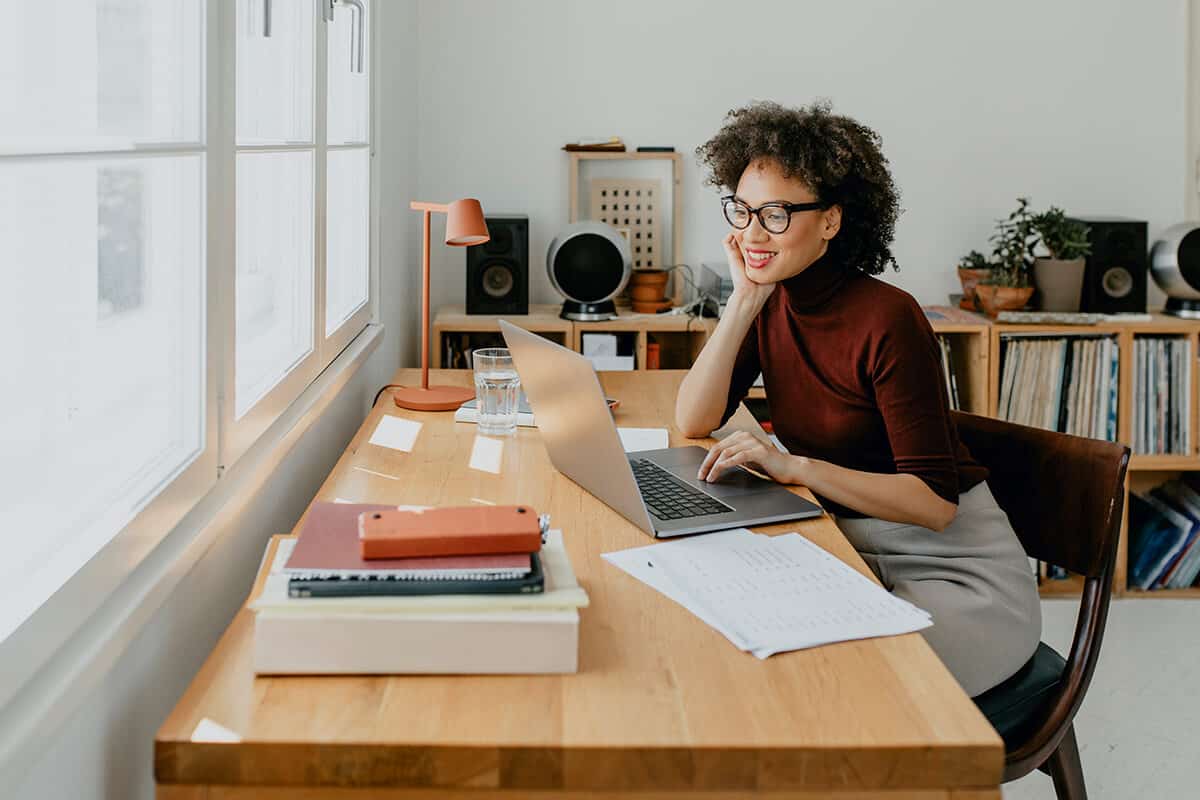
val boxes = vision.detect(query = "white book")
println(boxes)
[1135,340,1145,452]
[1065,340,1081,436]
[998,338,1019,421]
[1184,340,1193,454]
[253,609,579,675]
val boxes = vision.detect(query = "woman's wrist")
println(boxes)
[725,290,769,321]
[785,454,813,485]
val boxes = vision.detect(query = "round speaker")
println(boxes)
[1151,223,1200,315]
[546,222,632,320]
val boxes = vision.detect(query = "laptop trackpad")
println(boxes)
[644,446,779,498]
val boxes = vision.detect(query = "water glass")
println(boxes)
[472,348,520,436]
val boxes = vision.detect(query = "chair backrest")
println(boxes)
[951,411,1130,775]
[951,411,1128,578]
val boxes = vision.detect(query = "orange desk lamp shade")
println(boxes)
[391,198,491,412]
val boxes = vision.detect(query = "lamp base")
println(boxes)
[391,384,475,411]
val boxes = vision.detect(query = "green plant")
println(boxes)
[1033,206,1092,260]
[986,197,1037,288]
[957,250,991,272]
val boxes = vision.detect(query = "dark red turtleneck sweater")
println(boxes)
[721,253,987,518]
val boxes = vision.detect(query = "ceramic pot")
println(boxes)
[957,267,992,311]
[1033,257,1086,312]
[974,284,1035,318]
[629,269,671,313]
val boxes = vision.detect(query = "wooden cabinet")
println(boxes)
[432,304,716,371]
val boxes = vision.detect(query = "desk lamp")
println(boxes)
[391,198,490,411]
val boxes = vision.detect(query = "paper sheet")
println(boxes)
[617,427,670,453]
[604,530,930,659]
[368,415,422,452]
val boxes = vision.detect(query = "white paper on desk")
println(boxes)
[367,415,422,452]
[617,427,669,453]
[650,532,931,658]
[605,531,930,659]
[602,530,760,651]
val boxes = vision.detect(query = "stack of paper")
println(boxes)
[251,530,588,674]
[603,529,930,658]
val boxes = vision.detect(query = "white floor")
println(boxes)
[1002,598,1200,799]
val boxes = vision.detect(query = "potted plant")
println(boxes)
[975,197,1036,317]
[956,250,992,311]
[1031,207,1091,311]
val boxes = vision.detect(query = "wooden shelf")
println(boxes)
[1124,587,1200,599]
[433,303,1200,599]
[432,304,715,371]
[1128,454,1200,471]
[1038,575,1089,597]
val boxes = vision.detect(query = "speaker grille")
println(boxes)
[553,233,624,302]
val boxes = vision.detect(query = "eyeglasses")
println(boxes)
[721,195,827,234]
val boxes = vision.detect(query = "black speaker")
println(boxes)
[1072,216,1148,313]
[466,215,528,315]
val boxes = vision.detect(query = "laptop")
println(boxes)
[498,320,823,538]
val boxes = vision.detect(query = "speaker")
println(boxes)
[1072,216,1148,314]
[466,214,528,315]
[546,221,632,320]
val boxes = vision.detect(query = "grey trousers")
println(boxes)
[835,481,1042,697]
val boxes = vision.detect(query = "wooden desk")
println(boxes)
[155,370,1002,799]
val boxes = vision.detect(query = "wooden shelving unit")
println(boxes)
[431,303,716,371]
[434,302,1200,599]
[986,313,1200,598]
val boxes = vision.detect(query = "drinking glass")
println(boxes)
[471,348,520,436]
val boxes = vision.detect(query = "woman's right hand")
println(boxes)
[723,232,776,311]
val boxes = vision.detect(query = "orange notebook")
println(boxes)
[359,505,543,560]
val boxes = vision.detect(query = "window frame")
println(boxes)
[220,0,375,467]
[0,0,379,709]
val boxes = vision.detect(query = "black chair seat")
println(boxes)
[973,642,1067,749]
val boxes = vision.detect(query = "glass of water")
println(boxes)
[471,348,520,436]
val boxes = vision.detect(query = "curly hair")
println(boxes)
[696,100,901,275]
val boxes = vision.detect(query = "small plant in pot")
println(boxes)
[975,197,1037,317]
[1031,207,1091,312]
[956,250,992,311]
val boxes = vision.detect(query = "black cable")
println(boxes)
[372,384,402,407]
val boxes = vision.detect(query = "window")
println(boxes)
[0,0,374,644]
[225,0,373,462]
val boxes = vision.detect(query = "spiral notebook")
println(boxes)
[285,502,532,581]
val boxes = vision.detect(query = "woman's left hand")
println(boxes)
[697,430,803,485]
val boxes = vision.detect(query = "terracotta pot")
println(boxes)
[628,269,671,312]
[957,267,992,311]
[630,285,663,301]
[974,284,1034,318]
[630,269,669,287]
[1033,257,1086,312]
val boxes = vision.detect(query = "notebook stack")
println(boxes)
[249,502,588,675]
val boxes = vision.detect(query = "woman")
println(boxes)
[676,101,1040,697]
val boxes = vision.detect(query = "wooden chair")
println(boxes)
[950,411,1130,800]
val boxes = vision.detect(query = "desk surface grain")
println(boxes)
[155,369,1002,798]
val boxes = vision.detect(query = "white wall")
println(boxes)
[10,2,420,797]
[417,0,1189,310]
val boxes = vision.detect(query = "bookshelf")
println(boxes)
[983,313,1200,598]
[433,302,1200,599]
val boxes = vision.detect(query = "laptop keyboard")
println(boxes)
[630,458,734,520]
